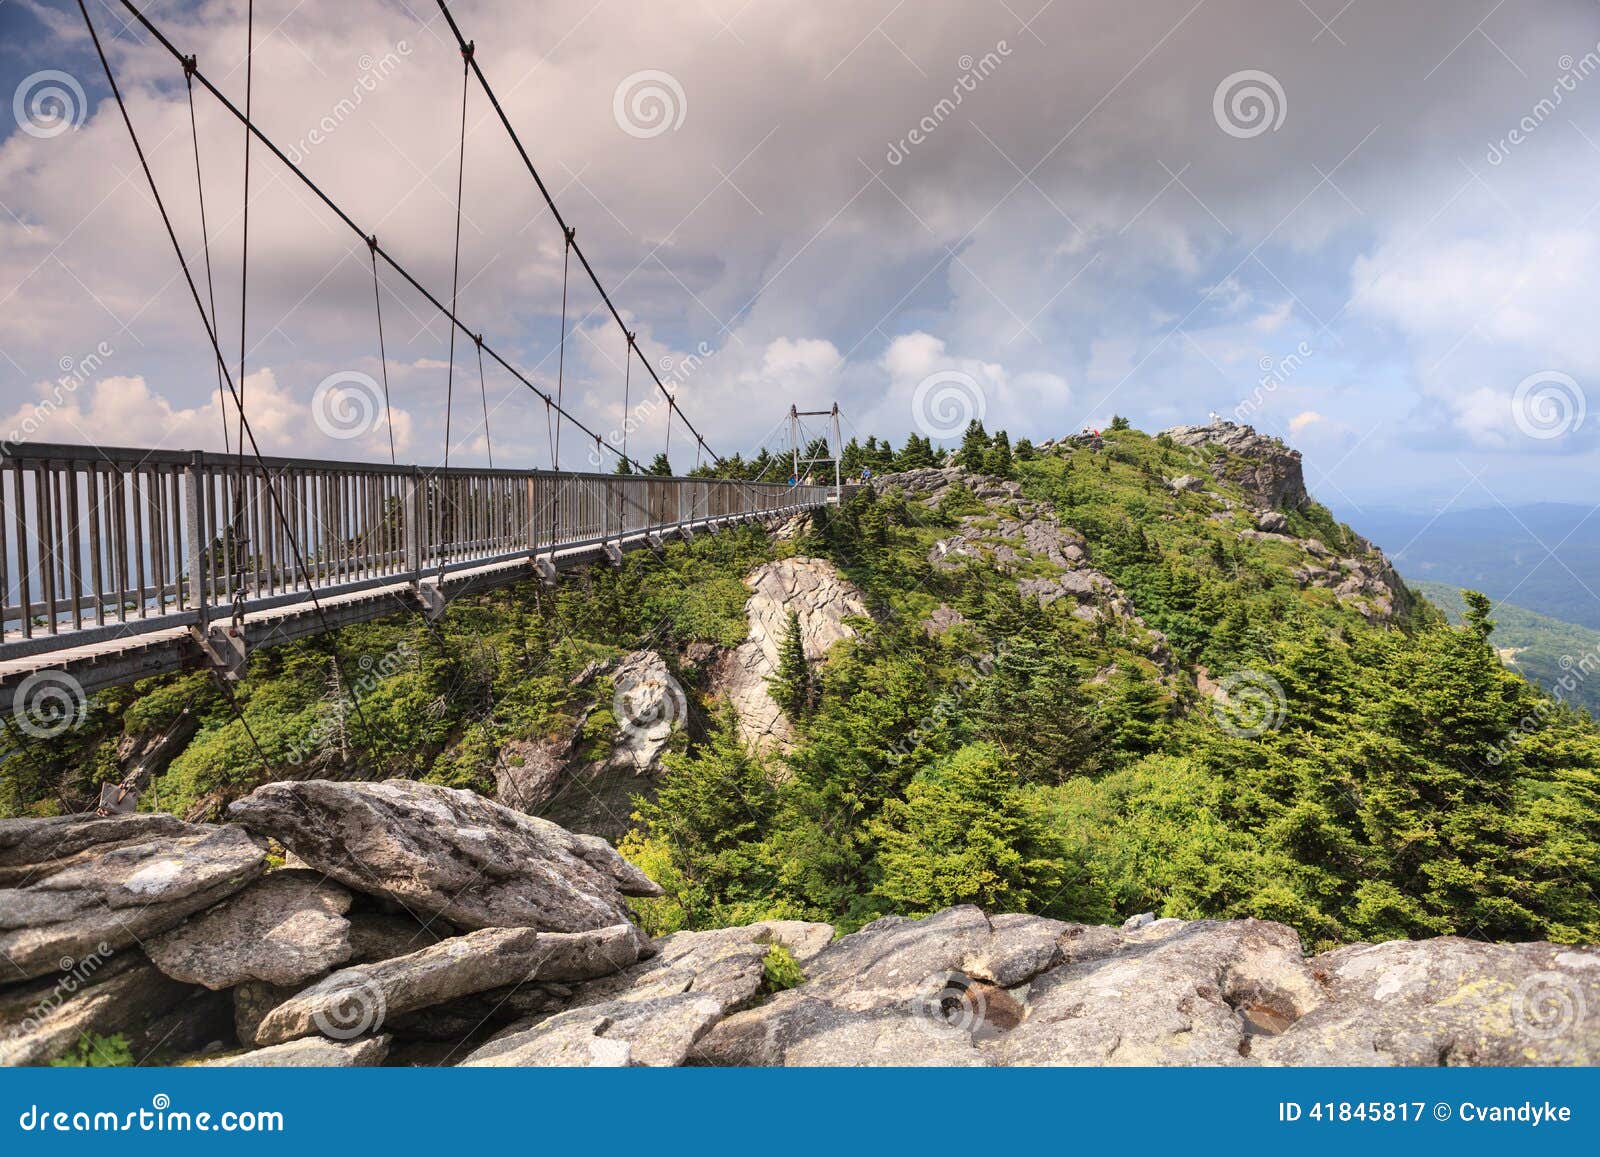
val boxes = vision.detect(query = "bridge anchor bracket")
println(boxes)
[532,556,558,585]
[602,542,623,567]
[679,525,696,542]
[195,624,248,683]
[414,581,448,621]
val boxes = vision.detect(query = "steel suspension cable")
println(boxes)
[235,0,253,498]
[475,334,493,469]
[184,62,229,455]
[622,330,634,465]
[368,239,398,465]
[442,45,471,472]
[115,0,651,474]
[432,0,727,468]
[554,227,572,470]
[77,0,398,772]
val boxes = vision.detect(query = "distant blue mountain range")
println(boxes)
[1350,503,1600,631]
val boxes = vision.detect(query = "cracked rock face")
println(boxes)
[691,907,1600,1066]
[461,920,832,1067]
[145,870,354,990]
[227,779,661,934]
[0,816,267,981]
[1164,421,1307,512]
[711,557,868,750]
[251,925,636,1046]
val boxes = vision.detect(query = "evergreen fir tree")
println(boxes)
[769,611,812,717]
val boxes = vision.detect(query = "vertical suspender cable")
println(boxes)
[76,0,400,774]
[232,0,255,608]
[368,237,397,465]
[622,331,634,466]
[442,44,472,472]
[184,60,228,454]
[475,334,493,469]
[553,226,573,470]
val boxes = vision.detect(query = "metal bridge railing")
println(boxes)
[0,443,829,654]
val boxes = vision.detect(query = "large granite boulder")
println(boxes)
[145,870,353,989]
[201,1035,390,1067]
[227,779,660,932]
[0,950,233,1067]
[0,815,267,981]
[1258,937,1600,1065]
[252,923,647,1046]
[461,919,832,1067]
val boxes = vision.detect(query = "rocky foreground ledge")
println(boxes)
[2,779,1596,1066]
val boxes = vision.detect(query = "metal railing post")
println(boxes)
[185,452,206,629]
[406,465,424,579]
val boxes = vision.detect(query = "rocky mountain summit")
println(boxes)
[1162,420,1308,511]
[3,781,1594,1067]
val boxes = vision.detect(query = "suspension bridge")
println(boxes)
[0,1,843,722]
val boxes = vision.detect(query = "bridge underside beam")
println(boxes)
[0,507,815,716]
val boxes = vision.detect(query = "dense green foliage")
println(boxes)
[49,1033,133,1068]
[9,423,1599,953]
[1413,580,1600,718]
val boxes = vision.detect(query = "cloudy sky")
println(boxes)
[2,0,1598,516]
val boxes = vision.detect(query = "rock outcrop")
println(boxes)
[1163,421,1307,511]
[695,907,1599,1066]
[711,557,868,749]
[227,779,660,933]
[145,870,353,990]
[4,794,1595,1067]
[0,814,266,981]
[490,650,689,844]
